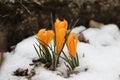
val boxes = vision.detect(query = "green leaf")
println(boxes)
[61,51,74,69]
[76,52,79,66]
[33,44,41,58]
[35,42,44,58]
[50,12,54,30]
[45,47,52,63]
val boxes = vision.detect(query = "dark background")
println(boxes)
[0,0,120,52]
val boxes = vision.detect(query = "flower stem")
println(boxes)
[52,55,57,71]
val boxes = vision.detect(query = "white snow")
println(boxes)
[0,24,120,80]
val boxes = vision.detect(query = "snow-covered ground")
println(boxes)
[0,24,120,80]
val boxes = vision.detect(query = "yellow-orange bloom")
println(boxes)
[54,18,68,33]
[54,18,68,54]
[67,32,79,59]
[56,28,67,54]
[38,29,54,47]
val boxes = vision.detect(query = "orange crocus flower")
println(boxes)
[67,32,79,59]
[38,29,54,48]
[54,18,68,54]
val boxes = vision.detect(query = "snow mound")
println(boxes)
[83,24,120,46]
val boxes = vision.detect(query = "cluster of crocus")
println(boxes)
[34,18,79,70]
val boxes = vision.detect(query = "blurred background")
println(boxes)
[0,0,120,52]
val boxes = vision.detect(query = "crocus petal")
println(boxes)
[56,28,67,54]
[58,19,68,30]
[37,29,54,48]
[54,18,68,33]
[67,32,79,59]
[46,30,54,44]
[38,29,46,43]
